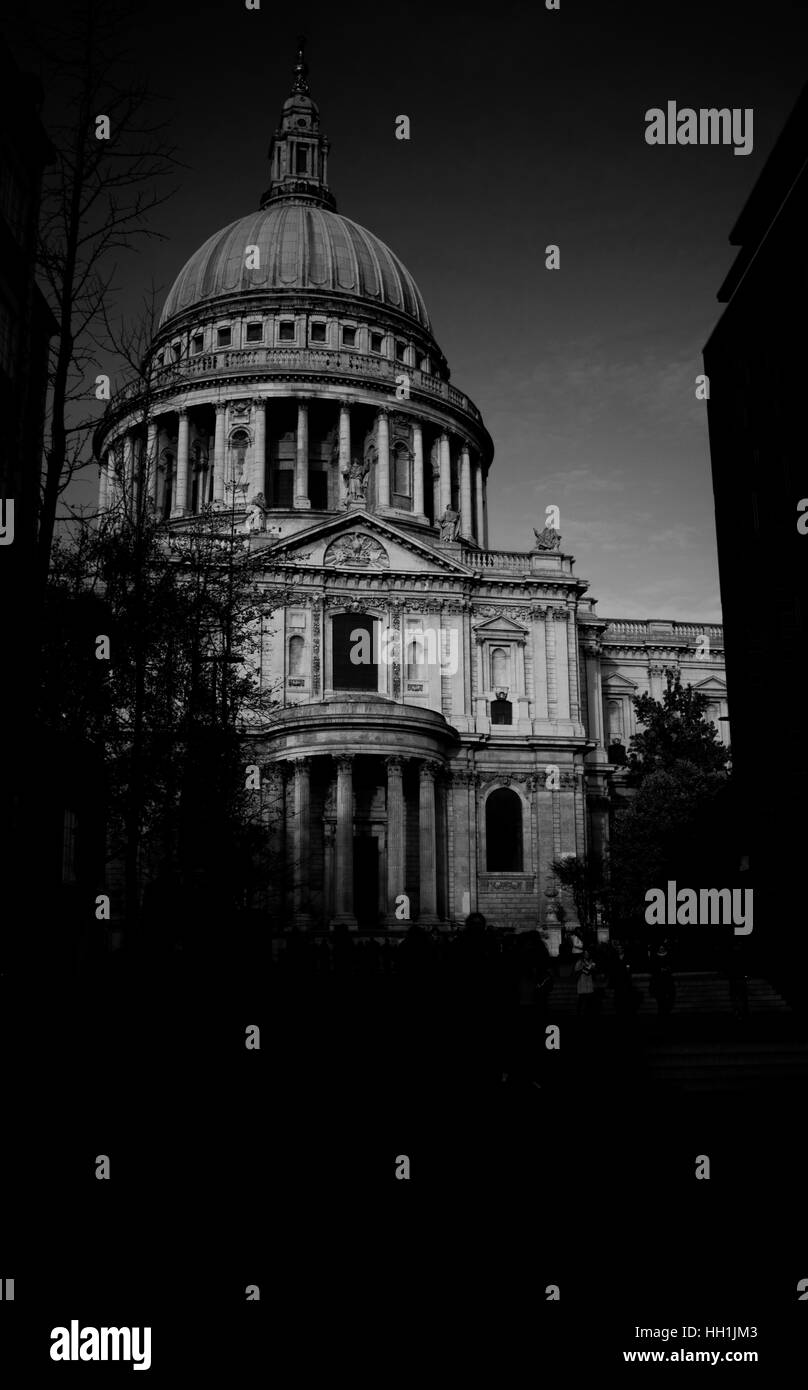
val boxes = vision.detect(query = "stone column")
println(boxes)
[99,451,110,511]
[475,459,485,545]
[124,432,135,507]
[584,638,608,763]
[252,397,266,499]
[376,408,390,508]
[483,474,489,548]
[545,609,558,718]
[418,759,439,923]
[432,459,441,524]
[172,409,190,517]
[385,756,405,923]
[412,422,425,516]
[263,763,286,918]
[567,616,581,721]
[338,400,351,505]
[213,404,227,503]
[648,662,664,701]
[291,757,312,927]
[439,433,451,516]
[332,755,357,928]
[294,399,311,508]
[144,421,158,507]
[459,443,473,538]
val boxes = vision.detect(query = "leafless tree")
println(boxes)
[13,0,182,587]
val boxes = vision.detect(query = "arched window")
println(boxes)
[332,613,377,691]
[486,788,523,871]
[406,636,425,680]
[491,647,510,689]
[289,635,305,678]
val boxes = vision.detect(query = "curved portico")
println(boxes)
[260,700,457,930]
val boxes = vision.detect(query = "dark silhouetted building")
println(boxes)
[704,84,808,988]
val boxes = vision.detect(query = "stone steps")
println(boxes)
[547,972,789,1016]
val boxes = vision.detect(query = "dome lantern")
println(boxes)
[260,38,336,213]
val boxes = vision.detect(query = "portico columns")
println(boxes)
[432,460,441,524]
[213,404,227,503]
[475,459,485,545]
[99,451,111,511]
[332,755,357,928]
[459,443,473,538]
[124,433,135,508]
[418,759,439,923]
[252,398,266,499]
[412,422,425,517]
[295,399,311,508]
[376,408,390,508]
[145,421,158,507]
[290,757,312,927]
[483,473,489,548]
[172,409,189,516]
[338,400,351,505]
[385,756,405,922]
[439,434,451,516]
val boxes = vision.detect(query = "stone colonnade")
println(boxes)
[100,396,488,539]
[269,751,445,930]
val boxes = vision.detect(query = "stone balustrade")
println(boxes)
[109,347,484,427]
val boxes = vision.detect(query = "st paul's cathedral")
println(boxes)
[94,47,728,947]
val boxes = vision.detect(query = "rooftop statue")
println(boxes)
[533,524,562,551]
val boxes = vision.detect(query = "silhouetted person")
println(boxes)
[575,949,596,1017]
[650,941,675,1018]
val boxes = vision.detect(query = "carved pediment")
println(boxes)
[472,614,529,639]
[324,532,389,570]
[601,671,639,692]
[691,675,727,693]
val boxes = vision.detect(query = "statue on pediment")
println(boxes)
[244,492,267,534]
[343,455,369,503]
[439,505,460,542]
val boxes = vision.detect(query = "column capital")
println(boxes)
[176,406,189,419]
[215,401,227,415]
[252,395,266,409]
[377,405,390,418]
[290,755,312,773]
[418,758,442,780]
[385,755,405,774]
[339,397,352,409]
[335,753,355,773]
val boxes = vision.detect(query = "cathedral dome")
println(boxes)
[158,204,431,332]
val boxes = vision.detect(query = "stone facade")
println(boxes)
[93,45,727,942]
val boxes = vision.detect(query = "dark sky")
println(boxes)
[17,0,808,619]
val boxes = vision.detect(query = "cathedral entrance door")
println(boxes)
[353,836,380,930]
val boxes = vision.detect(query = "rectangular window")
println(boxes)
[278,321,295,342]
[395,341,406,361]
[310,322,326,343]
[272,469,294,507]
[245,322,263,343]
[309,471,328,509]
[217,326,231,347]
[342,326,356,347]
[191,334,204,354]
[370,333,383,354]
[296,145,309,174]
